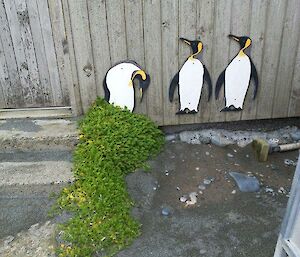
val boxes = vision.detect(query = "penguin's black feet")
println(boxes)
[176,109,198,114]
[221,105,242,112]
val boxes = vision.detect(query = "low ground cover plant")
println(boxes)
[53,99,164,257]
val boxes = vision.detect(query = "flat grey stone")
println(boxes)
[229,172,260,192]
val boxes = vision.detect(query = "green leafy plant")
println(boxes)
[53,98,164,257]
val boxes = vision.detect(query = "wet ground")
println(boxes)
[119,141,298,257]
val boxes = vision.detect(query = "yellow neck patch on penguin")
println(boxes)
[189,42,203,59]
[238,38,252,57]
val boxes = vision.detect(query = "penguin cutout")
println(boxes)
[103,61,150,112]
[169,38,212,114]
[215,35,259,111]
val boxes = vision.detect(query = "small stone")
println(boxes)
[198,184,206,190]
[284,159,297,166]
[265,187,274,194]
[165,134,177,141]
[153,186,157,190]
[227,153,234,158]
[3,236,14,245]
[290,131,300,141]
[205,152,210,156]
[278,187,286,194]
[229,171,260,192]
[180,196,188,202]
[161,207,171,216]
[186,192,198,206]
[231,190,236,194]
[200,249,207,254]
[195,167,200,171]
[246,154,250,158]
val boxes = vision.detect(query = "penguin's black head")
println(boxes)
[228,34,252,50]
[180,37,203,56]
[131,70,150,101]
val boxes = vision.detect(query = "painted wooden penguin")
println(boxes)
[103,61,150,112]
[169,38,212,114]
[215,35,258,111]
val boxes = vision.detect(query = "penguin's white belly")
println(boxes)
[106,63,141,112]
[225,55,251,109]
[179,59,204,112]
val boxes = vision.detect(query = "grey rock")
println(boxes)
[284,159,297,166]
[3,236,14,245]
[211,135,233,147]
[227,153,234,158]
[198,184,206,190]
[200,249,207,255]
[161,207,171,216]
[229,172,260,192]
[165,134,177,141]
[291,131,300,141]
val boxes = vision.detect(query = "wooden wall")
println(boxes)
[0,0,74,109]
[1,0,300,125]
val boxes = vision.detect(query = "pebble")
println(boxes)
[278,187,287,194]
[246,154,250,158]
[195,167,200,171]
[198,184,206,190]
[186,192,198,206]
[205,151,210,156]
[180,196,188,202]
[265,187,274,194]
[227,153,234,158]
[3,236,14,245]
[284,159,297,166]
[229,171,260,192]
[200,249,207,254]
[161,207,171,216]
[231,190,236,194]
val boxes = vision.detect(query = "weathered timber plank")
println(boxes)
[143,0,163,124]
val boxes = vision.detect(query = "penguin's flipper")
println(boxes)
[169,72,179,102]
[250,58,259,100]
[215,69,225,100]
[103,74,110,102]
[203,65,212,101]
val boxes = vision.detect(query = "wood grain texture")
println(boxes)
[272,0,300,118]
[177,0,197,125]
[106,0,127,64]
[196,0,215,123]
[124,0,147,114]
[0,0,299,123]
[0,0,23,108]
[143,0,163,124]
[26,0,51,105]
[226,0,250,122]
[67,0,96,113]
[161,0,179,125]
[288,38,300,117]
[4,0,32,106]
[48,0,71,106]
[209,0,231,122]
[37,0,63,106]
[87,0,111,98]
[256,0,287,119]
[241,0,269,121]
[61,0,82,115]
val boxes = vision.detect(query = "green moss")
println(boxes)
[53,98,164,257]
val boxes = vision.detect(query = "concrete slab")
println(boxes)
[0,161,74,186]
[0,119,79,151]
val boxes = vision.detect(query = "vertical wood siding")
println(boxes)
[0,0,71,108]
[1,0,299,125]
